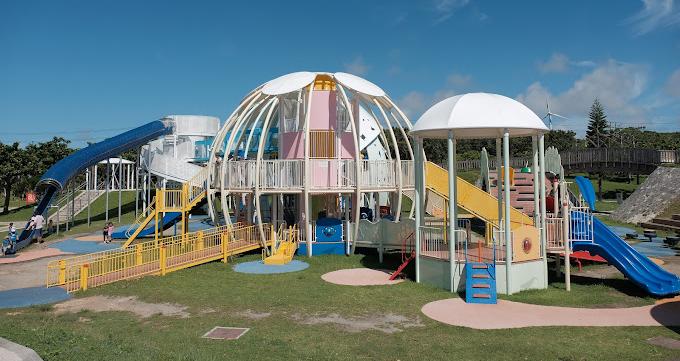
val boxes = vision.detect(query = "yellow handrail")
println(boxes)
[47,223,269,293]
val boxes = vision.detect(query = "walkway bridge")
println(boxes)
[47,223,276,292]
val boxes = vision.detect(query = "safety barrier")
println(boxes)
[47,223,269,293]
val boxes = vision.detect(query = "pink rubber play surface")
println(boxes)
[0,248,71,264]
[321,268,403,286]
[421,298,680,329]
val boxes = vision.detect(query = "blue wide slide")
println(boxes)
[572,217,680,296]
[14,120,174,252]
[572,177,680,296]
[111,212,182,239]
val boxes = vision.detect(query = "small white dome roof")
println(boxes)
[411,93,548,139]
[259,71,386,97]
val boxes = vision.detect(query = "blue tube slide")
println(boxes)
[574,176,596,211]
[572,215,680,296]
[15,120,173,251]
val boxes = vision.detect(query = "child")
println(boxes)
[106,222,114,243]
[103,224,109,242]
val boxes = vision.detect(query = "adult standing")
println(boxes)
[29,213,45,243]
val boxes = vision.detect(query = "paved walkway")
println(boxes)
[321,268,404,286]
[0,248,71,264]
[421,298,680,329]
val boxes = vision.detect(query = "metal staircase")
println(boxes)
[122,167,209,248]
[48,181,106,226]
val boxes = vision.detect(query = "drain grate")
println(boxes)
[202,326,250,340]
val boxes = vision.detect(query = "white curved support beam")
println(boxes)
[254,98,280,252]
[207,89,262,226]
[302,84,315,254]
[337,84,362,254]
[374,98,402,222]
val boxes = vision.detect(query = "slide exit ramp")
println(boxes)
[15,120,174,251]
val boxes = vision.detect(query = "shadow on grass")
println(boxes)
[548,269,651,299]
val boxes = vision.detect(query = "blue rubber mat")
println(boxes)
[633,238,678,258]
[233,260,309,274]
[0,287,70,309]
[49,239,119,254]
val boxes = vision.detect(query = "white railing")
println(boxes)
[420,225,448,260]
[222,159,416,191]
[492,228,511,263]
[260,160,304,190]
[310,159,355,189]
[400,160,415,188]
[545,216,565,250]
[360,160,395,189]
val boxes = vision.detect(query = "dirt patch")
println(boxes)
[292,312,424,334]
[237,309,271,320]
[53,296,189,319]
[647,336,680,350]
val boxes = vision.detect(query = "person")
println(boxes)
[46,219,54,236]
[7,222,16,238]
[102,224,108,242]
[29,213,45,243]
[106,222,114,243]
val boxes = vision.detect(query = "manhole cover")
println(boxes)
[202,326,250,340]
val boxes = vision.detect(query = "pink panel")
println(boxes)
[339,133,356,159]
[312,162,339,188]
[281,132,304,159]
[309,91,337,130]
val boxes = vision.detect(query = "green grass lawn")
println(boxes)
[1,252,678,360]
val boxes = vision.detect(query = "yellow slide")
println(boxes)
[425,162,533,230]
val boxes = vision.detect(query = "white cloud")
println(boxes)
[343,56,369,76]
[433,0,470,24]
[517,60,649,133]
[538,53,569,73]
[665,68,680,97]
[625,0,680,35]
[537,53,596,73]
[447,73,473,88]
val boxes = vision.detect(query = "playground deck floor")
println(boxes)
[422,298,680,329]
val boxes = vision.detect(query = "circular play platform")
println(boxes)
[232,260,309,274]
[321,268,403,286]
[0,287,70,309]
[421,298,680,329]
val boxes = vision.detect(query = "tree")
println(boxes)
[585,99,609,148]
[0,143,33,213]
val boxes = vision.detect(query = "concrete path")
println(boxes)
[421,298,680,329]
[0,248,71,264]
[0,337,43,361]
[322,268,404,286]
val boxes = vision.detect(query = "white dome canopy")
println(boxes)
[411,93,548,139]
[260,71,386,97]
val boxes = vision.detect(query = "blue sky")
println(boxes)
[1,0,679,146]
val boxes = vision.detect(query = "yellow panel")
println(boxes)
[425,162,533,230]
[511,224,541,262]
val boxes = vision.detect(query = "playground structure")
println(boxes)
[1,70,673,301]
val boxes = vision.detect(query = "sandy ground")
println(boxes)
[291,312,424,333]
[53,296,189,318]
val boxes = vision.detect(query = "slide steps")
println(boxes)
[465,262,497,304]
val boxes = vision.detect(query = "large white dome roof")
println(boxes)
[411,93,548,139]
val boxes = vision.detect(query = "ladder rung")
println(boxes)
[472,274,489,279]
[471,264,488,269]
[473,293,491,299]
[472,283,490,289]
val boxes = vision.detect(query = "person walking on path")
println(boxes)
[29,213,45,243]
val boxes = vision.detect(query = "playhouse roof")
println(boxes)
[411,93,548,139]
[261,71,386,97]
